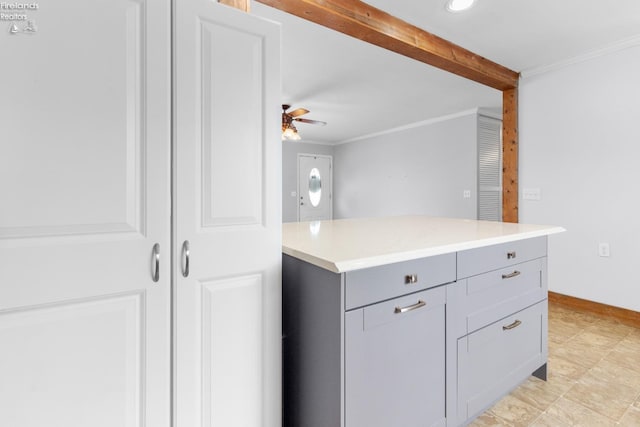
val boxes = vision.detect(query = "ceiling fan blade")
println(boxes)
[294,118,327,126]
[288,108,309,117]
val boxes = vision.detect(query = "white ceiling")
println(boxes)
[251,1,640,144]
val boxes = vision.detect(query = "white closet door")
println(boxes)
[478,115,503,221]
[0,0,171,426]
[174,2,281,427]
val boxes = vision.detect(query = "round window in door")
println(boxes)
[308,167,322,207]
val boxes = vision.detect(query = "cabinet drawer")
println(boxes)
[345,253,455,310]
[457,301,546,422]
[362,285,446,330]
[452,258,547,336]
[345,286,446,427]
[457,237,547,279]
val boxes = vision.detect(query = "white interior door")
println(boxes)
[174,2,281,426]
[298,154,333,221]
[0,0,171,426]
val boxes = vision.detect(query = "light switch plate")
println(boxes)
[523,188,541,200]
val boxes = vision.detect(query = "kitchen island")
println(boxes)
[282,216,564,427]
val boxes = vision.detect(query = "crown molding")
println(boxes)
[521,35,640,79]
[477,107,502,120]
[335,108,480,146]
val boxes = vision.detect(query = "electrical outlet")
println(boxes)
[463,190,471,199]
[598,243,610,257]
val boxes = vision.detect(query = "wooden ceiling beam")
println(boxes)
[254,0,519,90]
[255,0,521,222]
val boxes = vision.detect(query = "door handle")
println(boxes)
[181,240,190,278]
[394,300,426,314]
[151,243,160,283]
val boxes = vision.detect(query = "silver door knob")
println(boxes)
[181,240,190,278]
[151,243,160,283]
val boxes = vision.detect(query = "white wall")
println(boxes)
[282,141,334,223]
[333,113,478,219]
[520,44,640,312]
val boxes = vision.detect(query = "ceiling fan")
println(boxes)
[282,104,326,141]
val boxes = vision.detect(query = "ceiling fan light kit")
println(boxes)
[446,0,476,13]
[282,122,301,141]
[281,104,327,141]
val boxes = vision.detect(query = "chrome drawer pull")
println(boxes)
[502,270,521,279]
[507,251,517,259]
[405,274,418,284]
[503,319,522,331]
[394,300,426,314]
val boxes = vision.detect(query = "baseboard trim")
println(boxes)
[548,291,640,329]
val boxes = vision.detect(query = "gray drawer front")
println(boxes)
[363,285,446,330]
[345,253,455,310]
[453,258,547,336]
[457,301,545,423]
[457,236,547,279]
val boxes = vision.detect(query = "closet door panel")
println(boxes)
[200,20,265,227]
[201,275,264,425]
[0,0,172,426]
[174,2,281,427]
[0,294,143,427]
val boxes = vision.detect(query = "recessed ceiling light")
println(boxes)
[446,0,476,12]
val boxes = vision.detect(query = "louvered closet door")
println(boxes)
[0,1,171,426]
[478,115,503,221]
[174,2,281,426]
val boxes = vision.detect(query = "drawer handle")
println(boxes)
[394,300,426,314]
[507,251,517,259]
[405,274,418,285]
[502,270,521,279]
[503,319,522,330]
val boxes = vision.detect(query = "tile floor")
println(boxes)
[470,302,640,427]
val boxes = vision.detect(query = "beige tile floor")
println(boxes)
[470,302,640,427]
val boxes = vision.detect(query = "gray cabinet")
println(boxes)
[456,302,545,421]
[283,236,549,427]
[346,286,446,427]
[283,253,454,427]
[447,236,548,426]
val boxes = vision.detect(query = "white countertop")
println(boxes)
[282,216,565,273]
